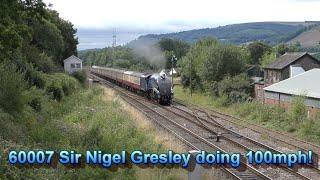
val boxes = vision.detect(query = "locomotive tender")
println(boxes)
[91,66,173,105]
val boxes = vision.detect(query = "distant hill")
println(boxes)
[129,22,320,46]
[287,25,320,48]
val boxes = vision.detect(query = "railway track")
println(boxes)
[175,99,320,158]
[169,105,320,179]
[91,74,270,179]
[173,99,320,167]
[90,74,319,179]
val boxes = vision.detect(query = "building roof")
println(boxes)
[264,52,318,70]
[263,68,320,99]
[63,55,82,62]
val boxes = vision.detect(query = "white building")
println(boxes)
[63,55,83,74]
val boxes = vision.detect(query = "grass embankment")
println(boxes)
[174,85,320,145]
[0,76,184,179]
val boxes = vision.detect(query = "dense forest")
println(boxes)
[131,22,320,46]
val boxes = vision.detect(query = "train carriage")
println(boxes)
[91,66,172,105]
[122,71,149,91]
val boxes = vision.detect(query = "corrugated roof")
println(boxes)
[265,52,307,70]
[263,68,320,99]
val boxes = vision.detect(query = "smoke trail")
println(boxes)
[130,39,166,69]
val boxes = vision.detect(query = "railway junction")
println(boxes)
[90,72,320,180]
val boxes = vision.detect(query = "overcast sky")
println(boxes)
[43,0,320,32]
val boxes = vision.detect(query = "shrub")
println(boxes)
[72,71,87,85]
[29,98,42,112]
[289,96,308,122]
[44,73,80,101]
[0,62,27,114]
[26,68,46,89]
[214,74,251,105]
[26,87,45,112]
[47,82,64,101]
[234,101,287,123]
[61,76,78,96]
[83,124,104,148]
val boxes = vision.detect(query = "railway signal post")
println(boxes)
[171,55,177,88]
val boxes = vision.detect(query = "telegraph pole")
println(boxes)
[171,55,177,89]
[112,28,117,48]
[111,28,117,64]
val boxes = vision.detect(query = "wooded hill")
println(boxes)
[130,22,320,46]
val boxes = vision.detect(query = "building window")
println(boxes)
[76,63,81,68]
[71,63,75,68]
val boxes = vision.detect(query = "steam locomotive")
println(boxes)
[91,66,173,105]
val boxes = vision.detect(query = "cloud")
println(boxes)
[44,0,320,31]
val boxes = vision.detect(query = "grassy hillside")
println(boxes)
[0,85,184,179]
[287,25,320,48]
[130,22,319,46]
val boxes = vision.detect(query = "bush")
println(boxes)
[25,67,46,89]
[179,38,248,91]
[29,98,42,112]
[234,101,287,123]
[289,96,308,122]
[0,62,27,114]
[83,124,104,148]
[47,82,64,101]
[61,76,78,96]
[44,73,80,101]
[72,71,87,85]
[26,87,45,112]
[214,74,251,105]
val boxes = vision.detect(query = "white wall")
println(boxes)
[64,57,82,74]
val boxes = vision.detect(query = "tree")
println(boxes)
[47,10,78,60]
[0,62,27,115]
[179,38,248,91]
[276,43,299,56]
[247,41,272,64]
[261,51,277,67]
[0,0,79,115]
[0,0,78,69]
[276,44,287,55]
[158,38,190,69]
[215,74,251,104]
[158,38,190,59]
[200,44,248,85]
[31,18,65,65]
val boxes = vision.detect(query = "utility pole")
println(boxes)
[171,55,177,89]
[111,28,117,64]
[112,28,117,48]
